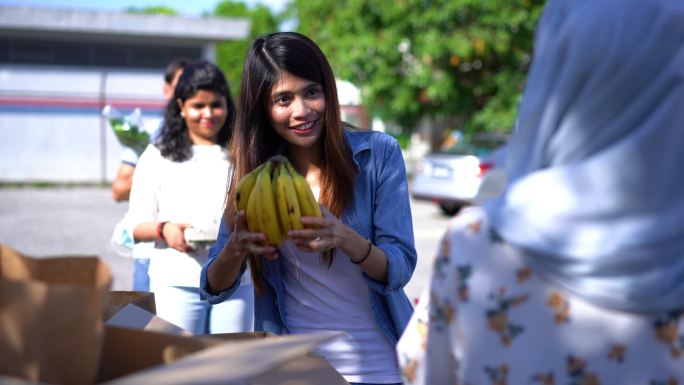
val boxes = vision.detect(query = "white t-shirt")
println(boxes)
[122,144,230,288]
[279,239,401,384]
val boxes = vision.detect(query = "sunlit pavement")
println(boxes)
[0,187,133,290]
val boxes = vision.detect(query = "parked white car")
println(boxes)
[411,133,508,216]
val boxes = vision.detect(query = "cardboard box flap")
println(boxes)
[210,331,272,341]
[106,303,190,335]
[0,244,111,385]
[104,331,345,385]
[0,244,110,287]
[105,291,155,321]
[98,326,224,383]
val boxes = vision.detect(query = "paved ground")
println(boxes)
[0,187,449,301]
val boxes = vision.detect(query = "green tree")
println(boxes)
[125,6,178,15]
[290,0,545,137]
[214,1,281,97]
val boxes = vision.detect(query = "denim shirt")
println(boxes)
[200,129,416,344]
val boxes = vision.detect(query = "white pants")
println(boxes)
[151,283,254,335]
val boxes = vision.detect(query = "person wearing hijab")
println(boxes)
[396,0,684,383]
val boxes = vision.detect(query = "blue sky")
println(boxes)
[0,0,290,16]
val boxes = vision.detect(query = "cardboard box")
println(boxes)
[99,305,349,384]
[1,243,349,385]
[2,303,349,385]
[0,244,111,385]
[106,303,190,336]
[104,291,156,321]
[102,327,348,385]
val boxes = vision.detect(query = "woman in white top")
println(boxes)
[122,60,253,334]
[396,0,684,384]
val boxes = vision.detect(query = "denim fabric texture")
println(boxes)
[132,258,150,292]
[152,284,254,335]
[200,129,417,344]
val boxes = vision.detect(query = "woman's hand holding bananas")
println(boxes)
[232,155,324,250]
[229,155,388,282]
[227,210,278,261]
[287,205,346,253]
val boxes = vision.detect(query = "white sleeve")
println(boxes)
[120,144,161,238]
[110,219,137,257]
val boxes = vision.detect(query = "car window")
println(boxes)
[441,141,477,155]
[439,135,507,156]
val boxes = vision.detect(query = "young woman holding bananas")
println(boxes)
[200,32,416,385]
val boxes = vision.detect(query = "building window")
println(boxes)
[0,38,201,68]
[12,40,53,64]
[53,43,92,66]
[93,44,129,67]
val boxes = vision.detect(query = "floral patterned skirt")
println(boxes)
[397,207,683,385]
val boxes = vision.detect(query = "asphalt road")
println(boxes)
[0,187,449,301]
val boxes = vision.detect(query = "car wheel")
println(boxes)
[439,202,462,216]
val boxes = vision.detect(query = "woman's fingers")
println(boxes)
[292,239,317,252]
[299,215,329,228]
[289,227,335,252]
[231,212,278,258]
[288,228,319,239]
[234,210,248,231]
[241,239,277,260]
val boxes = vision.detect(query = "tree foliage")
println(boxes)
[290,0,546,135]
[125,6,178,15]
[214,1,280,98]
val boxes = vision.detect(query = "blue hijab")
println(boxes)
[487,0,684,314]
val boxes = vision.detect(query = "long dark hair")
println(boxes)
[228,32,356,216]
[228,32,358,292]
[157,60,236,161]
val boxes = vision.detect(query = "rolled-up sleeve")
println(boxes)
[199,218,245,304]
[364,136,417,294]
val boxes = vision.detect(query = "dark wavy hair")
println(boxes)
[156,60,236,162]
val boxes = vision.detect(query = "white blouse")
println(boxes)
[122,144,230,288]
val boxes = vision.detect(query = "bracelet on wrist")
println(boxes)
[156,221,169,241]
[351,239,372,265]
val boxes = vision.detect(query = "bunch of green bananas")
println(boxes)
[234,155,322,246]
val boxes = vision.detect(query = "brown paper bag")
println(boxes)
[0,244,112,385]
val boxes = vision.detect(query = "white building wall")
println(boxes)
[0,66,164,183]
[0,113,123,182]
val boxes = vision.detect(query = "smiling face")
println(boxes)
[179,89,228,145]
[268,71,326,152]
